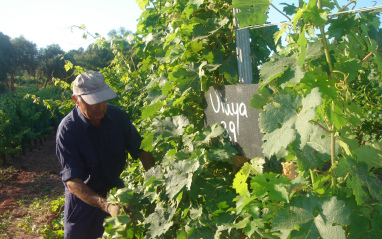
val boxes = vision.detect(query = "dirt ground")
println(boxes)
[0,134,64,238]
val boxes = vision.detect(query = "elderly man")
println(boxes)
[56,71,154,239]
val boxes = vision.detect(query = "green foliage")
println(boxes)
[231,0,382,238]
[0,86,71,159]
[99,0,382,238]
[7,0,381,238]
[40,195,65,238]
[271,195,351,238]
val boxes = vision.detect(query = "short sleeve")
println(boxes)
[56,124,87,182]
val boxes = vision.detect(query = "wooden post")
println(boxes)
[233,8,253,85]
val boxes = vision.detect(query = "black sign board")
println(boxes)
[204,84,263,159]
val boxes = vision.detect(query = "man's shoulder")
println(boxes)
[107,104,128,118]
[57,109,78,132]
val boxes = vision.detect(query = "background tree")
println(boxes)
[37,44,66,88]
[9,35,38,89]
[0,32,15,92]
[72,44,114,70]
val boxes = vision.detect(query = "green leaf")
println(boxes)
[103,215,131,237]
[296,88,323,148]
[114,188,134,203]
[141,101,164,119]
[231,0,271,27]
[141,132,155,152]
[145,203,176,238]
[200,123,225,145]
[271,195,350,239]
[169,68,199,92]
[165,160,198,200]
[305,41,324,60]
[249,86,272,110]
[192,18,229,41]
[337,157,382,205]
[294,144,326,171]
[260,53,305,87]
[301,72,337,100]
[153,115,190,137]
[187,0,203,9]
[136,0,149,10]
[233,158,265,197]
[297,26,307,68]
[233,216,264,237]
[250,173,290,203]
[259,89,322,157]
[302,8,328,26]
[233,170,250,197]
[354,142,382,170]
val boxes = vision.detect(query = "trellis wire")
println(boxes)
[237,5,382,30]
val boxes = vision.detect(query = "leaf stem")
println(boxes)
[317,1,333,75]
[309,169,315,189]
[270,3,291,21]
[331,101,336,195]
[318,0,336,194]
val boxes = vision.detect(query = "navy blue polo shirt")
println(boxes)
[56,104,143,193]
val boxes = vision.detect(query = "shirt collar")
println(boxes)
[74,105,112,130]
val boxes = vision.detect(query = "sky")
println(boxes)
[0,0,143,52]
[0,0,381,52]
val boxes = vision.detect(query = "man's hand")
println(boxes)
[106,203,137,221]
[106,203,121,216]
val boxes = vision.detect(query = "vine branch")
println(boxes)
[270,3,291,21]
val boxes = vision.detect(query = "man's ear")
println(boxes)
[71,95,79,105]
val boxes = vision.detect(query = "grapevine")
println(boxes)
[99,0,382,238]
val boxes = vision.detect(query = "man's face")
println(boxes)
[72,95,107,126]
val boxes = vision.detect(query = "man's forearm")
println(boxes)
[66,178,108,212]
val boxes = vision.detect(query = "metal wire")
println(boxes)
[237,5,382,30]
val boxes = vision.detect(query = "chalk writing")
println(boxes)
[209,90,248,142]
[204,84,263,159]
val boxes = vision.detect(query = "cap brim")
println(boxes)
[81,87,117,105]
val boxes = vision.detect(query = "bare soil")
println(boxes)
[0,134,64,238]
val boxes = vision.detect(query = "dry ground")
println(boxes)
[0,134,64,238]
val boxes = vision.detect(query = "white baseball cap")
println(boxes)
[73,71,117,105]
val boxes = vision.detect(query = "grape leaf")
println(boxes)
[305,41,324,60]
[260,53,305,86]
[294,144,326,171]
[354,142,382,170]
[103,215,132,237]
[259,89,322,157]
[140,132,156,152]
[195,123,225,145]
[301,72,337,100]
[250,173,290,203]
[233,170,249,197]
[141,101,164,119]
[192,18,229,41]
[165,159,199,200]
[145,203,176,238]
[249,86,272,110]
[271,195,350,239]
[187,0,203,8]
[153,115,190,137]
[336,157,382,205]
[231,0,270,28]
[233,216,264,238]
[348,204,382,239]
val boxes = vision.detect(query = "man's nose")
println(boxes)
[93,103,103,110]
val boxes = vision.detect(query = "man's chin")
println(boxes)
[91,114,105,121]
